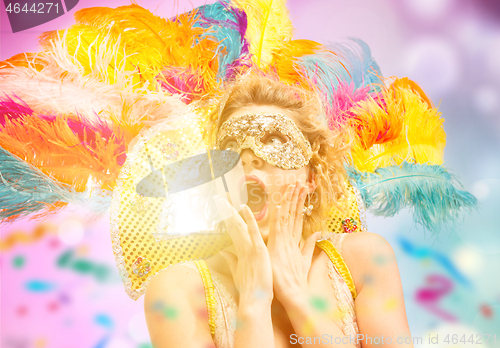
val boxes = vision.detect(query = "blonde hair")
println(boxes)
[206,75,348,237]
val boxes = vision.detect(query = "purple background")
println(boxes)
[1,1,500,347]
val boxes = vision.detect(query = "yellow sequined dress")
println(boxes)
[177,232,360,348]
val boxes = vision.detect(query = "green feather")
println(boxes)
[346,161,478,234]
[0,146,110,220]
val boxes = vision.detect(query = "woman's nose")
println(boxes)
[240,148,264,169]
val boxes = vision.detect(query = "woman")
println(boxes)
[143,76,414,348]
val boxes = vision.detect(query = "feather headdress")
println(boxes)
[0,0,475,235]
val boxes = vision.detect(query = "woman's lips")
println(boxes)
[239,175,266,191]
[239,175,268,220]
[253,200,268,221]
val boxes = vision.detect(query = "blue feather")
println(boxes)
[297,38,383,100]
[180,0,249,80]
[329,38,383,89]
[346,161,478,233]
[0,146,110,220]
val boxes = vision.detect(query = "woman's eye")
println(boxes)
[264,135,285,145]
[223,140,238,150]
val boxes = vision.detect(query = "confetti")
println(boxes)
[415,274,457,322]
[12,255,25,269]
[151,301,178,320]
[0,223,56,251]
[383,297,398,311]
[3,336,29,348]
[56,250,114,282]
[58,292,71,304]
[48,238,61,249]
[138,344,154,348]
[480,304,493,318]
[92,335,110,348]
[34,337,47,348]
[398,236,472,288]
[94,313,114,329]
[75,244,90,256]
[373,254,387,265]
[16,305,28,317]
[310,296,328,312]
[362,274,374,285]
[302,318,315,336]
[164,306,178,319]
[197,308,208,320]
[47,301,59,312]
[25,280,56,292]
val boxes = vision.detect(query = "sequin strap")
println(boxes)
[193,260,217,336]
[316,239,357,300]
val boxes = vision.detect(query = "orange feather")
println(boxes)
[0,115,134,191]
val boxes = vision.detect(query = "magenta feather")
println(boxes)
[326,82,372,129]
[0,95,34,125]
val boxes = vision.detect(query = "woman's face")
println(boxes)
[218,105,315,242]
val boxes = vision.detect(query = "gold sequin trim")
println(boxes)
[316,239,357,300]
[193,259,217,336]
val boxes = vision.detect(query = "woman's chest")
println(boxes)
[213,251,349,346]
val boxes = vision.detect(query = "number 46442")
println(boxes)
[444,334,496,345]
[5,3,60,14]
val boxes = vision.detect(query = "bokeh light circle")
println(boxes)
[127,312,150,343]
[485,34,500,77]
[106,337,134,348]
[404,38,460,95]
[452,246,485,276]
[57,218,85,246]
[474,86,499,116]
[456,179,500,255]
[405,0,452,19]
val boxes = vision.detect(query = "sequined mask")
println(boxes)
[216,113,313,170]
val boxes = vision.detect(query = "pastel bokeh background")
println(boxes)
[1,0,500,347]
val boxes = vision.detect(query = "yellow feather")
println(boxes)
[38,5,221,94]
[272,39,321,88]
[231,0,293,68]
[350,83,446,172]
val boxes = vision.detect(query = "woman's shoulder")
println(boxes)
[340,232,397,294]
[342,231,394,253]
[144,261,205,305]
[143,262,216,346]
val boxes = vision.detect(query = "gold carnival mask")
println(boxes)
[216,113,313,170]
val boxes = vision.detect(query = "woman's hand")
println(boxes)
[266,182,320,305]
[214,196,274,305]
